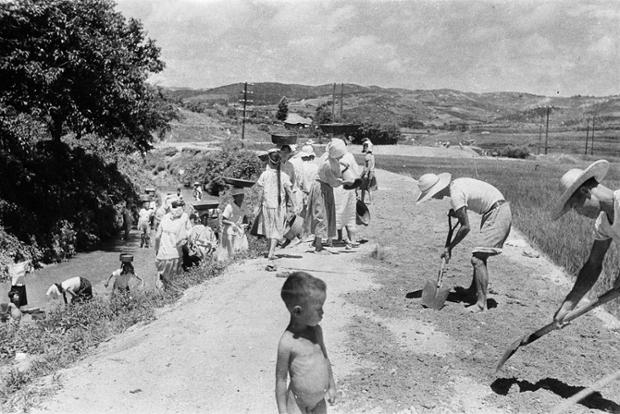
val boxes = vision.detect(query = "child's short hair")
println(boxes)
[280,272,326,307]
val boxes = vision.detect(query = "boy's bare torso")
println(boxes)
[283,328,330,408]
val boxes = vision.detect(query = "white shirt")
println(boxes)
[256,168,292,209]
[156,212,188,260]
[46,276,83,297]
[449,177,504,215]
[8,261,30,285]
[299,161,319,193]
[594,190,620,242]
[138,208,152,225]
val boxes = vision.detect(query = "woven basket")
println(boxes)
[119,253,134,263]
[271,134,298,145]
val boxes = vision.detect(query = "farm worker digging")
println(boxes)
[416,173,512,312]
[550,160,620,325]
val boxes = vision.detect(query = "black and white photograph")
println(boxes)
[1,0,619,413]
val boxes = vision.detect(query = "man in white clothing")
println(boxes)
[549,160,620,325]
[417,173,512,312]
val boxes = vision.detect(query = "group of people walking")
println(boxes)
[253,137,377,262]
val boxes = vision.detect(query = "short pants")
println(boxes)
[473,202,512,256]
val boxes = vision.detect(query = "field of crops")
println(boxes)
[370,153,620,315]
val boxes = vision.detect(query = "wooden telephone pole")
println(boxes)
[537,111,543,155]
[331,83,336,122]
[239,82,253,147]
[591,116,595,155]
[339,83,344,120]
[584,118,590,155]
[544,106,550,154]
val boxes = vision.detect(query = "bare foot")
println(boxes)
[313,249,330,255]
[466,304,487,313]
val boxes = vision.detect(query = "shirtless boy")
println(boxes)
[276,272,336,414]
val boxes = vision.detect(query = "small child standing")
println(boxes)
[138,201,153,248]
[105,260,143,296]
[276,272,336,414]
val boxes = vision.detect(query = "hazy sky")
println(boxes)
[116,0,620,97]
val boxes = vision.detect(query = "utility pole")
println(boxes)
[239,82,253,147]
[331,83,336,122]
[544,106,550,155]
[340,83,344,121]
[591,115,595,155]
[538,110,543,155]
[584,118,590,155]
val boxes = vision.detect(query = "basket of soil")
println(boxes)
[193,200,220,211]
[271,134,298,145]
[119,253,134,263]
[223,177,256,188]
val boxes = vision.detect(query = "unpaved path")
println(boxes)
[29,169,620,414]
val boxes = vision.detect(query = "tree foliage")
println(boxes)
[276,96,288,122]
[0,0,176,151]
[353,122,400,145]
[314,102,333,125]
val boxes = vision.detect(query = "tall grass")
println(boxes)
[370,154,620,316]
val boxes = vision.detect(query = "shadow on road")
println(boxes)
[405,287,499,310]
[491,377,620,413]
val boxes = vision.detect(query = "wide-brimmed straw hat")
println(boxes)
[551,159,610,220]
[416,173,452,204]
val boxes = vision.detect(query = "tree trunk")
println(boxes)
[49,113,64,142]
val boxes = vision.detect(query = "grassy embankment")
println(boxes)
[371,153,620,316]
[0,144,268,412]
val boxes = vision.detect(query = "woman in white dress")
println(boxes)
[217,187,249,262]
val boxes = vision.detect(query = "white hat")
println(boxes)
[328,139,347,159]
[416,173,452,204]
[551,160,609,220]
[300,144,315,157]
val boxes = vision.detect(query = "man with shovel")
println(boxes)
[551,160,620,325]
[416,173,512,312]
[496,160,620,372]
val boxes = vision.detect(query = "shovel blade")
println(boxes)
[421,280,437,308]
[421,280,450,310]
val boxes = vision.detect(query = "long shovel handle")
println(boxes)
[445,213,459,248]
[436,214,459,289]
[436,257,447,288]
[496,286,620,372]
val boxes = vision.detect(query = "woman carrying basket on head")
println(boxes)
[254,149,295,261]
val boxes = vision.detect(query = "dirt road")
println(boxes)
[29,169,620,414]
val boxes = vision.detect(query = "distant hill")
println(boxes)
[162,82,620,128]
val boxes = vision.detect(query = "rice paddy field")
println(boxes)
[367,153,620,316]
